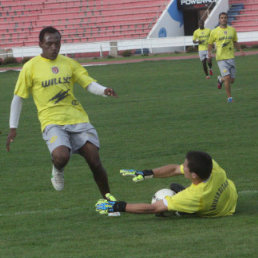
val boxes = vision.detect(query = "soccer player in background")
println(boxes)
[96,151,238,218]
[6,26,119,209]
[208,12,244,103]
[193,19,213,79]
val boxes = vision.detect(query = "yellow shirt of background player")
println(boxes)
[166,160,238,217]
[193,28,211,51]
[14,55,96,131]
[208,26,237,61]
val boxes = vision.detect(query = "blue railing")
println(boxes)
[228,3,244,24]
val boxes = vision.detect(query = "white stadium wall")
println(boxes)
[10,31,258,59]
[205,0,229,29]
[147,0,185,53]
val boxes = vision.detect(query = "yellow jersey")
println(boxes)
[208,25,238,61]
[14,55,96,131]
[193,28,211,51]
[165,160,238,217]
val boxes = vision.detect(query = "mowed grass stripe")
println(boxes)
[0,190,257,217]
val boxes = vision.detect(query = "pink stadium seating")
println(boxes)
[229,0,258,32]
[0,0,170,48]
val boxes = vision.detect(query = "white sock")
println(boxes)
[53,165,64,173]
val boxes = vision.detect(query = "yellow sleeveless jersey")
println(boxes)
[193,28,211,51]
[166,160,238,217]
[14,55,96,131]
[208,25,238,61]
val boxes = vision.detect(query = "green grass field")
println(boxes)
[0,55,257,257]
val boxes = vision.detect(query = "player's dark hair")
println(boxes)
[39,26,61,42]
[219,12,228,18]
[186,151,212,180]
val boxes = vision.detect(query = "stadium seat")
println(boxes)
[0,0,170,48]
[228,0,258,32]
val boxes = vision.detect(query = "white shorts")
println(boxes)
[42,123,100,154]
[217,59,236,78]
[199,50,208,61]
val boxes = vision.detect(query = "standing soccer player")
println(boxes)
[6,26,119,207]
[208,12,244,103]
[193,19,213,79]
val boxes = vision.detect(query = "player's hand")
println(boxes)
[95,199,117,215]
[104,88,118,97]
[198,40,204,44]
[6,128,16,152]
[120,169,153,182]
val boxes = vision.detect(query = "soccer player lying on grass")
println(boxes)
[96,151,238,217]
[6,26,119,213]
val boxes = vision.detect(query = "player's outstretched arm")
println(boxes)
[152,164,182,177]
[120,169,154,182]
[96,199,168,215]
[87,82,118,97]
[120,164,182,182]
[125,200,168,214]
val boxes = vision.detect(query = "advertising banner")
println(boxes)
[177,0,217,10]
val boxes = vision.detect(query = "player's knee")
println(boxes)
[52,147,70,167]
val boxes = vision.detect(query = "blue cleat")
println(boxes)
[227,97,233,103]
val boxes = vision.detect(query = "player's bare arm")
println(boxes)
[208,44,213,59]
[120,164,182,183]
[125,200,168,214]
[153,164,182,178]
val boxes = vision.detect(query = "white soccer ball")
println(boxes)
[151,188,176,204]
[151,188,176,217]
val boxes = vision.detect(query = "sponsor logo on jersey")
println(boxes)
[222,42,230,48]
[41,77,71,88]
[49,89,70,104]
[52,66,59,74]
